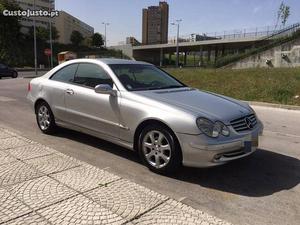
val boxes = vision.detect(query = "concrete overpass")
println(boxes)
[132,36,269,66]
[110,23,299,66]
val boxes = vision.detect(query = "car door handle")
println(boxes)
[65,89,74,95]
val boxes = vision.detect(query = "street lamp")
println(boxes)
[171,19,182,68]
[33,0,37,75]
[48,0,53,68]
[102,22,109,48]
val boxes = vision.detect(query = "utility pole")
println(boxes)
[48,0,53,68]
[102,22,109,48]
[33,0,37,75]
[171,19,182,67]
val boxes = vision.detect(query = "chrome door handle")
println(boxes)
[66,89,74,95]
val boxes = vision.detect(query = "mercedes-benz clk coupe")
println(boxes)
[27,59,263,173]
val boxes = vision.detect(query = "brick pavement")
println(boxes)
[0,126,231,225]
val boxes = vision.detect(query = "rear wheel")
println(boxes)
[138,124,182,174]
[11,71,18,78]
[36,102,57,134]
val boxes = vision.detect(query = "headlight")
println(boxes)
[196,118,230,138]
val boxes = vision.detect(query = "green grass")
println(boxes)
[164,67,300,106]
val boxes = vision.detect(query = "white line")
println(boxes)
[264,130,300,138]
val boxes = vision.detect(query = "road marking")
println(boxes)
[0,96,16,102]
[264,130,300,139]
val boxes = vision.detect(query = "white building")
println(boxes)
[11,0,55,33]
[55,10,94,44]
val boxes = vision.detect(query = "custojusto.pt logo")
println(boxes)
[2,9,59,18]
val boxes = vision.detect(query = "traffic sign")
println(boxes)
[44,48,52,56]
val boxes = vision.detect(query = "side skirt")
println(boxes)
[55,120,134,151]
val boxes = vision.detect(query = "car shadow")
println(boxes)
[172,148,300,197]
[53,127,140,163]
[54,128,300,197]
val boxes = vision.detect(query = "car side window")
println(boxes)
[51,64,78,83]
[74,63,113,88]
[0,64,6,69]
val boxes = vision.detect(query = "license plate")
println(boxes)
[244,141,252,153]
[252,136,259,147]
[244,136,258,153]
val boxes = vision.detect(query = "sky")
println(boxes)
[55,0,300,46]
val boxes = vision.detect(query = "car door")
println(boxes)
[0,64,9,76]
[64,63,120,139]
[47,63,78,121]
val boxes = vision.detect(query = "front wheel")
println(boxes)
[36,102,57,134]
[138,124,182,174]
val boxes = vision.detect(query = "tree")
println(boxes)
[27,26,59,42]
[92,33,104,47]
[70,30,84,46]
[0,0,22,65]
[276,1,290,27]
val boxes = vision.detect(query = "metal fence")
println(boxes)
[168,23,300,43]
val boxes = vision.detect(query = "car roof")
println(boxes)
[96,58,151,65]
[57,58,152,69]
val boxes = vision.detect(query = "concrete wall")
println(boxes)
[109,45,133,58]
[228,37,300,69]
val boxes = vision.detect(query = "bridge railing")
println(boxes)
[168,23,300,43]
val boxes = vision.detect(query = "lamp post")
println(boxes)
[171,19,182,67]
[48,0,53,68]
[102,22,109,48]
[33,0,37,75]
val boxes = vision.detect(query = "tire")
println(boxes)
[138,124,182,174]
[11,71,18,78]
[35,101,57,134]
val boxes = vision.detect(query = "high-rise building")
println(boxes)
[55,10,94,44]
[142,1,169,45]
[9,0,55,33]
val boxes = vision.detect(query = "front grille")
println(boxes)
[230,114,257,132]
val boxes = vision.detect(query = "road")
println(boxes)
[0,77,299,225]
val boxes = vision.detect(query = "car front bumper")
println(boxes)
[177,120,264,168]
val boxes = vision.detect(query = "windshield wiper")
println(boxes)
[159,85,185,89]
[132,85,185,91]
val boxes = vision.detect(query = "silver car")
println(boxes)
[27,59,263,173]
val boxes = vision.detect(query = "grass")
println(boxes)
[164,67,300,106]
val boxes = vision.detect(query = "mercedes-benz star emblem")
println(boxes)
[244,117,253,129]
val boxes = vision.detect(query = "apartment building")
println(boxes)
[55,10,94,44]
[11,0,55,33]
[142,1,169,45]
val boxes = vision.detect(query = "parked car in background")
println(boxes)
[0,63,18,79]
[27,58,263,174]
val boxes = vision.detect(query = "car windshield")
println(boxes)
[109,64,186,91]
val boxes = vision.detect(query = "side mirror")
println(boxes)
[95,84,116,96]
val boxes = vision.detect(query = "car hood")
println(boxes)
[137,88,253,124]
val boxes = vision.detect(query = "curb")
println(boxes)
[244,101,300,111]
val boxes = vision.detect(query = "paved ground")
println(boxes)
[0,77,299,225]
[0,127,230,225]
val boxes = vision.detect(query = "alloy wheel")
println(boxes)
[142,130,172,169]
[38,105,51,130]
